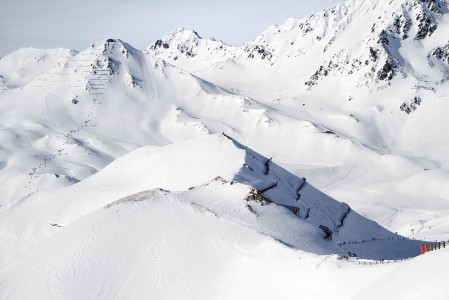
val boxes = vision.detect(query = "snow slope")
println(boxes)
[0,134,434,299]
[0,135,422,264]
[3,190,445,300]
[352,248,449,299]
[0,47,75,89]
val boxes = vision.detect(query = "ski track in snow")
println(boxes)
[380,208,399,227]
[320,145,361,190]
[137,53,159,113]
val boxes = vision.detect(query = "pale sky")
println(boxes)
[0,0,342,57]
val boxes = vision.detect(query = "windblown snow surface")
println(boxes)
[1,0,449,298]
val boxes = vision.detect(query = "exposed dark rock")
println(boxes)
[377,60,395,81]
[152,39,170,50]
[245,45,272,60]
[177,44,195,57]
[419,0,446,13]
[244,188,272,205]
[375,30,401,81]
[415,11,437,40]
[349,114,360,122]
[391,14,412,39]
[369,47,379,62]
[246,204,258,215]
[400,96,422,114]
[322,130,336,135]
[298,22,314,35]
[305,65,329,86]
[284,205,300,216]
[431,42,449,63]
[319,224,333,241]
[212,176,230,184]
[378,30,390,46]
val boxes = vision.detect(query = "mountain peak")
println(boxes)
[166,27,202,41]
[88,38,138,55]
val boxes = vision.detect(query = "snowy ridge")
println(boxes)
[0,135,421,266]
[0,135,426,298]
[147,0,449,88]
[146,27,236,72]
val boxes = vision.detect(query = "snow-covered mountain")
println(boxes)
[0,38,341,209]
[148,0,449,88]
[146,0,449,240]
[1,0,447,241]
[0,134,424,298]
[147,0,449,158]
[1,0,449,298]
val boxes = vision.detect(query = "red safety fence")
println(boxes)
[420,241,447,255]
[356,240,448,266]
